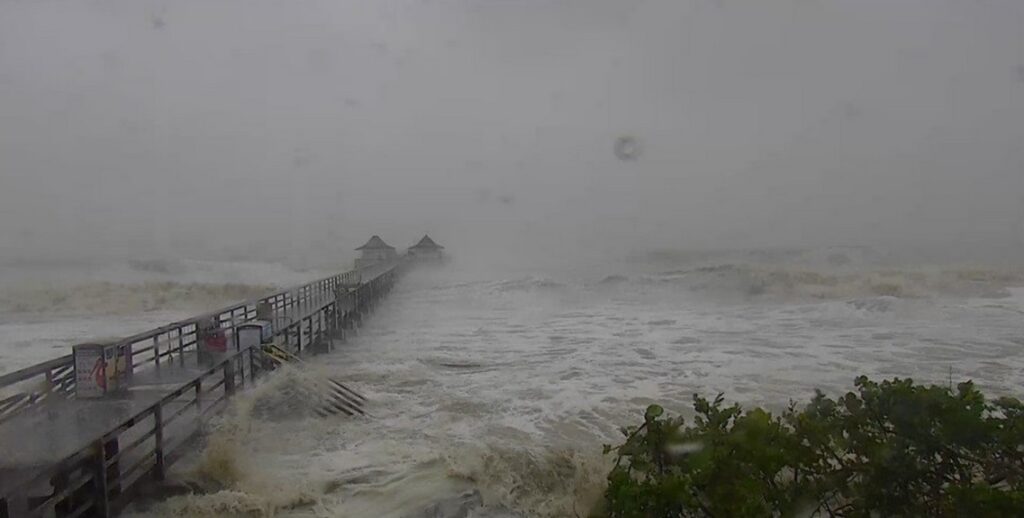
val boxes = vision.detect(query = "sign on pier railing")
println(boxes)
[72,343,132,399]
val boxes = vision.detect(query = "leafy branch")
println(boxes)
[600,377,1024,517]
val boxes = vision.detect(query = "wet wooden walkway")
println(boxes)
[0,259,404,517]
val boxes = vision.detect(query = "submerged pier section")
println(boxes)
[0,236,441,517]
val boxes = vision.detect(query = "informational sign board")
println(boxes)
[73,342,130,398]
[74,344,106,398]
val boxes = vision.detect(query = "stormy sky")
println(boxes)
[1,0,1022,267]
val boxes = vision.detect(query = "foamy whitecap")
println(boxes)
[634,264,1024,301]
[135,370,341,517]
[444,444,608,517]
[0,281,277,315]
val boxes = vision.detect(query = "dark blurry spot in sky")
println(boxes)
[498,194,514,205]
[151,16,165,30]
[614,136,641,161]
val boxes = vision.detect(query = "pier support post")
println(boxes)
[223,361,235,396]
[90,436,121,518]
[153,406,165,482]
[91,446,110,518]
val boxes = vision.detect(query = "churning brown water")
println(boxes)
[129,260,1024,517]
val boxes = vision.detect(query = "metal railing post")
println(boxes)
[92,440,110,518]
[195,379,202,414]
[153,405,165,481]
[236,355,245,390]
[178,329,186,367]
[223,361,235,396]
[249,348,257,382]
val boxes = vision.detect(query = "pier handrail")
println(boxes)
[0,259,400,425]
[0,356,74,389]
[0,257,406,517]
[1,345,265,517]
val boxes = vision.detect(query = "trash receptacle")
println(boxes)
[236,321,273,350]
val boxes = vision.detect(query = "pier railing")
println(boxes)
[0,258,404,517]
[1,345,265,518]
[0,260,396,425]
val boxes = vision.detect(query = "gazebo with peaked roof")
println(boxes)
[407,234,445,260]
[356,235,395,252]
[355,235,397,268]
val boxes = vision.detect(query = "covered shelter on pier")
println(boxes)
[407,235,445,261]
[355,235,397,268]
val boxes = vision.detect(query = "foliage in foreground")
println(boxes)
[602,377,1024,517]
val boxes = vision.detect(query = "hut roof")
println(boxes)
[409,235,444,250]
[355,235,395,250]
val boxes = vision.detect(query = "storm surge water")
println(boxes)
[0,281,275,315]
[137,258,1024,517]
[636,264,1024,300]
[0,259,322,375]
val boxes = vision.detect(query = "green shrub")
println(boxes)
[601,377,1024,517]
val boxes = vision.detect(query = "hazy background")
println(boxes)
[1,0,1022,270]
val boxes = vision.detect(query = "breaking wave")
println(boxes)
[0,258,324,317]
[144,369,339,517]
[628,264,1024,300]
[445,444,608,517]
[489,276,567,293]
[141,366,609,518]
[161,443,606,518]
[0,281,276,315]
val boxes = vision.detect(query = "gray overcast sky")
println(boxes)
[1,0,1022,266]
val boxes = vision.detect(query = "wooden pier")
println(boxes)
[0,256,407,517]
